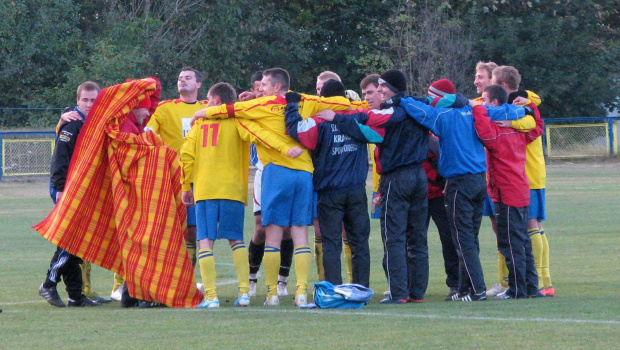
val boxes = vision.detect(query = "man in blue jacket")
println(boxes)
[316,70,429,304]
[390,79,532,301]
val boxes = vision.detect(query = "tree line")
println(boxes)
[0,0,618,128]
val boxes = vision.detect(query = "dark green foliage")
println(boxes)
[0,0,617,128]
[460,0,620,117]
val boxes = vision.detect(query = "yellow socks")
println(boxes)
[198,249,216,300]
[232,243,250,295]
[294,246,312,296]
[541,231,552,288]
[528,228,543,288]
[314,237,324,281]
[343,238,353,284]
[81,261,92,296]
[112,273,124,291]
[498,251,509,288]
[264,246,281,298]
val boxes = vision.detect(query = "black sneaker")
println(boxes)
[450,292,487,302]
[444,287,459,301]
[87,292,112,304]
[120,282,139,308]
[68,295,102,307]
[38,283,66,307]
[138,300,165,309]
[494,291,514,300]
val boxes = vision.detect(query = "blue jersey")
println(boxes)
[284,102,371,193]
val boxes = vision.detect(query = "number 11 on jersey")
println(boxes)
[201,123,219,147]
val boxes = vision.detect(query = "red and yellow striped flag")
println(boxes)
[33,78,202,308]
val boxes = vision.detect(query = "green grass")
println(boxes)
[1,161,620,349]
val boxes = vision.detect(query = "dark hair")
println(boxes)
[360,74,380,90]
[250,71,263,86]
[320,79,346,98]
[262,68,290,92]
[180,66,203,83]
[484,85,508,105]
[76,81,100,99]
[208,82,237,104]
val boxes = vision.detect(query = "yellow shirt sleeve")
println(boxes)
[234,118,294,155]
[511,115,536,132]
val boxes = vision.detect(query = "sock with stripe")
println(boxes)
[231,242,250,295]
[498,251,509,288]
[294,246,312,296]
[263,246,281,298]
[540,230,552,288]
[186,242,197,268]
[198,248,217,300]
[314,237,324,281]
[279,238,293,279]
[343,238,353,284]
[528,227,544,288]
[248,240,265,276]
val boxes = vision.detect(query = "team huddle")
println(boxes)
[37,62,553,309]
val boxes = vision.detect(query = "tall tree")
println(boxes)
[458,0,620,117]
[358,0,475,96]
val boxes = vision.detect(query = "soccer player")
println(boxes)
[284,80,372,287]
[38,81,102,308]
[492,65,553,297]
[242,71,294,298]
[180,81,296,308]
[472,84,542,299]
[192,68,351,307]
[144,67,207,272]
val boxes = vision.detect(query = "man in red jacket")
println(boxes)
[472,84,542,299]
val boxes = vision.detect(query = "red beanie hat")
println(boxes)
[428,79,456,99]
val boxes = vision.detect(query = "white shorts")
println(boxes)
[253,167,262,214]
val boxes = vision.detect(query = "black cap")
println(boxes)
[379,69,407,94]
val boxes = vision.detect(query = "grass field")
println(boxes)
[1,161,619,349]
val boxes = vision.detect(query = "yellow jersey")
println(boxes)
[145,99,208,155]
[513,91,545,189]
[202,94,350,173]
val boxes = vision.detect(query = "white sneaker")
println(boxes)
[277,281,289,296]
[110,286,122,302]
[196,283,205,294]
[248,280,257,297]
[383,290,391,296]
[294,294,307,307]
[197,297,220,308]
[234,293,250,307]
[264,295,279,306]
[486,283,508,297]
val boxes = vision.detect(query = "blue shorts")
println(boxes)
[482,193,495,217]
[195,199,245,241]
[186,205,196,226]
[261,163,313,227]
[370,191,381,219]
[313,191,318,219]
[528,189,546,221]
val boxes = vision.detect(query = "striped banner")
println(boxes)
[33,78,202,308]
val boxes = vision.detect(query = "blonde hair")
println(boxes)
[317,71,341,82]
[475,61,498,80]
